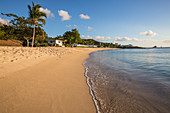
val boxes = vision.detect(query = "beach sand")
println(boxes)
[0,47,114,113]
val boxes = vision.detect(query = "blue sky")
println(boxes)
[0,0,170,47]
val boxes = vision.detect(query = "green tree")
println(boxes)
[72,29,82,45]
[63,29,82,47]
[115,43,118,48]
[63,31,72,45]
[10,15,32,47]
[27,2,47,47]
[0,25,16,40]
[81,39,85,45]
[1,13,33,46]
[35,27,47,44]
[110,43,116,48]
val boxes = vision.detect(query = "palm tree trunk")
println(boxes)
[72,43,74,47]
[32,24,35,47]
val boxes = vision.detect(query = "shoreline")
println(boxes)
[83,48,119,113]
[83,62,101,113]
[0,47,116,113]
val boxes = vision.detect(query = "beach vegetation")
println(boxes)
[97,45,101,48]
[27,2,47,47]
[42,43,48,47]
[34,43,40,47]
[63,29,82,47]
[48,43,53,46]
[2,13,33,47]
[0,25,15,40]
[1,13,46,47]
[0,2,125,48]
[50,29,124,48]
[65,43,70,47]
[55,44,60,47]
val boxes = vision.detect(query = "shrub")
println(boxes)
[55,44,59,47]
[34,43,40,47]
[65,44,70,47]
[97,45,101,48]
[49,43,53,46]
[42,43,48,47]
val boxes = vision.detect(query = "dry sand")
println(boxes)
[0,47,114,113]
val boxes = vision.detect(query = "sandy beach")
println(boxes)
[0,47,113,113]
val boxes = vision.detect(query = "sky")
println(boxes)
[0,0,170,47]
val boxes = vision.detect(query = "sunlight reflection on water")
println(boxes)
[85,48,170,113]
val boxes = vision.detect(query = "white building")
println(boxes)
[74,44,97,48]
[48,39,63,47]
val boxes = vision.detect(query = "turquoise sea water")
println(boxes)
[84,48,170,113]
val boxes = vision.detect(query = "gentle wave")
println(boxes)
[84,48,170,113]
[83,62,101,113]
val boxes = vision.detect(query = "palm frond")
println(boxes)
[35,23,45,39]
[35,4,41,9]
[1,13,18,18]
[38,12,47,18]
[26,18,33,25]
[37,18,46,25]
[32,1,34,7]
[27,4,32,12]
[27,3,33,18]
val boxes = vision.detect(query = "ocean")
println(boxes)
[84,48,170,113]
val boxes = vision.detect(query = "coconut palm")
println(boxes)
[27,2,47,47]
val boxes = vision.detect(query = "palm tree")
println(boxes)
[27,2,47,47]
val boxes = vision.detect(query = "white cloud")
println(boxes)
[0,17,10,25]
[81,35,93,39]
[58,10,71,21]
[163,40,170,43]
[114,37,153,42]
[66,25,72,27]
[95,36,111,41]
[39,8,54,18]
[80,14,90,19]
[81,35,111,41]
[65,25,77,28]
[88,26,93,30]
[139,30,157,37]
